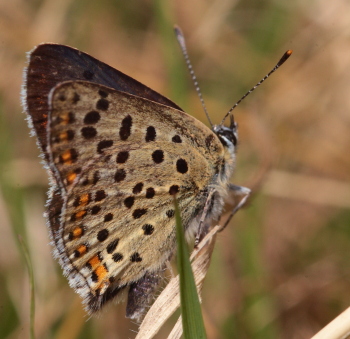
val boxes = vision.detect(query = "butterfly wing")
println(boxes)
[24,44,183,163]
[47,80,226,312]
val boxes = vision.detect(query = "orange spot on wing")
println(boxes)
[67,172,77,184]
[59,131,69,141]
[89,255,101,268]
[61,149,73,164]
[77,244,87,256]
[95,265,108,282]
[75,210,87,220]
[79,193,90,206]
[60,111,71,125]
[72,226,83,238]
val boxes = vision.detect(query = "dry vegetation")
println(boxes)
[0,0,350,338]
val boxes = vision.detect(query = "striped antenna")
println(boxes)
[174,25,213,128]
[220,50,293,125]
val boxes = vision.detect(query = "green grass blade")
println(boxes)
[18,235,36,339]
[174,199,207,339]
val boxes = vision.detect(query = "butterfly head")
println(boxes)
[213,114,238,153]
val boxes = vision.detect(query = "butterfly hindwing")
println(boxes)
[47,80,226,312]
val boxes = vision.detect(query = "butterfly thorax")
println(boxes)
[185,122,238,242]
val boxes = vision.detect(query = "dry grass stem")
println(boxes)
[136,226,220,339]
[311,307,350,339]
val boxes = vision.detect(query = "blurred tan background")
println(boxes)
[1,0,350,338]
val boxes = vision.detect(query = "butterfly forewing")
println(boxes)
[25,44,183,162]
[47,80,226,311]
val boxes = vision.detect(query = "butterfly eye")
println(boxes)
[215,125,238,147]
[220,130,237,147]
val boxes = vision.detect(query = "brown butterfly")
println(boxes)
[23,27,291,319]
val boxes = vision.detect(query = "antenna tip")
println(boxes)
[277,50,293,67]
[174,25,183,37]
[174,25,186,49]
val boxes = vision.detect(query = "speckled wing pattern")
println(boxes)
[23,44,227,316]
[24,44,183,163]
[47,81,225,312]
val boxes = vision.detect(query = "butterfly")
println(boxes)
[22,26,290,320]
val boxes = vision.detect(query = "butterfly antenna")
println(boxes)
[174,25,213,128]
[220,49,293,125]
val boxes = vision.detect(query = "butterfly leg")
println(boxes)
[220,184,251,231]
[194,188,215,247]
